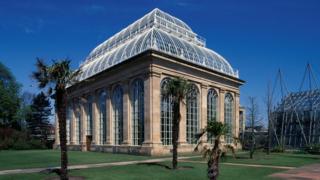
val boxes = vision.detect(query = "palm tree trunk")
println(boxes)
[56,89,68,180]
[172,101,180,170]
[208,138,221,180]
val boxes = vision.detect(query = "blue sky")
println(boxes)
[1,0,320,118]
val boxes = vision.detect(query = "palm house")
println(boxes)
[54,8,245,155]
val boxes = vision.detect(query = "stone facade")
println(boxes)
[54,50,244,155]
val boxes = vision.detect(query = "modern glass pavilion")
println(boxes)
[55,8,244,155]
[272,90,320,149]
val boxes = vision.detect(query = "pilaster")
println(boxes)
[143,71,162,146]
[92,92,99,145]
[234,92,240,139]
[178,100,187,145]
[122,80,131,145]
[106,87,113,145]
[200,84,208,143]
[80,96,87,151]
[219,89,225,123]
[70,100,76,145]
[219,89,225,143]
[54,113,60,146]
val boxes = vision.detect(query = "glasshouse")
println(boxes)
[55,8,245,155]
[272,90,320,149]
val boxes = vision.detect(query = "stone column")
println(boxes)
[178,100,187,145]
[219,89,225,143]
[74,99,81,145]
[70,100,76,145]
[234,92,240,139]
[106,87,113,145]
[122,80,131,145]
[219,89,225,123]
[80,96,87,151]
[92,92,99,145]
[66,102,70,145]
[54,113,60,147]
[200,84,208,143]
[143,71,162,146]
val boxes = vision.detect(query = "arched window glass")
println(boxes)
[112,86,123,145]
[160,78,173,145]
[186,84,199,144]
[207,89,218,143]
[87,95,93,136]
[99,91,107,145]
[225,93,234,144]
[131,79,144,145]
[66,105,72,144]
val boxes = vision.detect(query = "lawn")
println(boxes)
[0,150,152,170]
[0,162,283,180]
[190,151,320,167]
[0,150,319,180]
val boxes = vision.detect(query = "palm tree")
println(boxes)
[161,77,192,170]
[33,58,80,180]
[194,121,229,180]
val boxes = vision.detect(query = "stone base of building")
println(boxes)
[62,144,202,156]
[53,141,241,156]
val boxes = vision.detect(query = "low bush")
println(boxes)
[305,144,320,155]
[0,127,48,150]
[271,145,285,153]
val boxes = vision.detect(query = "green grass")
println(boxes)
[0,150,152,170]
[0,150,319,180]
[189,151,320,167]
[0,162,282,180]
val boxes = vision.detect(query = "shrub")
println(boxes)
[271,145,285,153]
[0,127,48,150]
[29,139,46,149]
[12,139,32,150]
[305,144,320,155]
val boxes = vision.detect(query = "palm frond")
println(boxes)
[32,58,49,88]
[224,144,237,159]
[206,121,228,137]
[194,128,207,152]
[161,76,192,103]
[32,58,81,93]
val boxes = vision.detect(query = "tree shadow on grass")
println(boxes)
[235,156,251,160]
[41,168,86,180]
[137,162,194,170]
[279,154,320,160]
[45,176,85,180]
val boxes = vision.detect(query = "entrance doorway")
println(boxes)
[86,135,92,151]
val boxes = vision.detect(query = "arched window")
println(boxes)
[112,86,123,145]
[160,78,173,145]
[186,84,199,144]
[131,79,144,145]
[66,105,72,144]
[225,93,234,144]
[75,101,81,144]
[207,89,218,143]
[86,95,93,136]
[99,91,107,145]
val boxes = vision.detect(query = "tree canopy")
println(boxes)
[0,61,21,129]
[26,92,52,141]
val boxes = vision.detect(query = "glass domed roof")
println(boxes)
[78,8,239,81]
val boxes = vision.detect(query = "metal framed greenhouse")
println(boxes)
[270,64,320,149]
[271,90,320,148]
